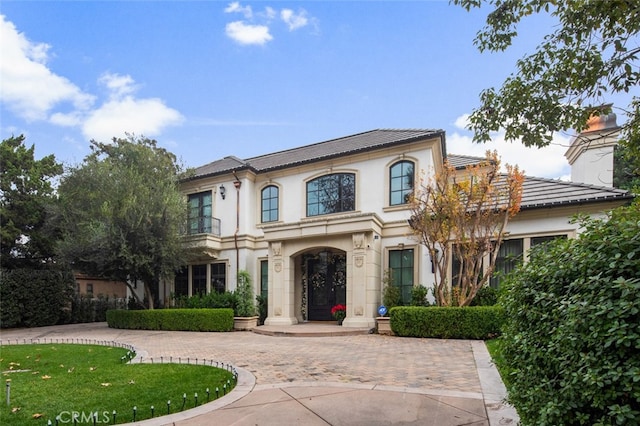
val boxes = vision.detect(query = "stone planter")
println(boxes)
[376,317,393,335]
[234,316,259,331]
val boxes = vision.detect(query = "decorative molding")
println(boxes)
[272,242,282,256]
[353,233,365,249]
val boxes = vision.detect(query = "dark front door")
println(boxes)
[307,251,346,321]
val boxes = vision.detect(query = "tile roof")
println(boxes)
[185,129,632,209]
[446,154,632,208]
[447,154,486,169]
[519,176,632,210]
[188,129,445,179]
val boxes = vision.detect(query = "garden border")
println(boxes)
[0,338,256,425]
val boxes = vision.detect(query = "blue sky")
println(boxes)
[0,1,614,179]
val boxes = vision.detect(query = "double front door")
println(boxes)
[306,251,346,321]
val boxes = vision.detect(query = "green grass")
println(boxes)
[485,337,512,388]
[0,344,235,425]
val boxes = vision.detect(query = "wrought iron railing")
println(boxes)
[186,216,221,236]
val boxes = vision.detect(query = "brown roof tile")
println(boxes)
[520,176,632,209]
[189,129,444,179]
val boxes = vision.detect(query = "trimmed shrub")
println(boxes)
[173,291,237,310]
[410,285,430,306]
[234,270,256,316]
[470,285,499,306]
[106,308,234,332]
[501,203,640,425]
[1,267,75,328]
[390,306,505,339]
[69,294,127,323]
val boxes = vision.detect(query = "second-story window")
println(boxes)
[188,191,212,234]
[389,160,414,205]
[307,173,355,217]
[261,185,279,223]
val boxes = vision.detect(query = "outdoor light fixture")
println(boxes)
[219,184,226,200]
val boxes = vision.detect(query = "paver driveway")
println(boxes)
[0,323,518,425]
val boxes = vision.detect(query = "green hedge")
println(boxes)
[1,267,75,328]
[500,203,640,425]
[390,306,505,339]
[106,308,234,332]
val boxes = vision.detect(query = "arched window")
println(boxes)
[389,161,414,205]
[306,173,355,216]
[261,185,279,223]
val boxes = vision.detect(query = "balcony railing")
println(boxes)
[187,216,221,236]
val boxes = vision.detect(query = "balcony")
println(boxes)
[182,216,222,260]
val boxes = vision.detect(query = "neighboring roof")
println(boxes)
[520,176,632,210]
[188,129,445,180]
[447,154,486,169]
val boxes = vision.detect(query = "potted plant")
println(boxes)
[233,270,258,330]
[377,269,401,335]
[331,304,346,325]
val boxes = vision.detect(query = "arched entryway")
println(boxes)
[302,249,346,321]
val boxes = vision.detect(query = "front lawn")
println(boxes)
[1,344,235,425]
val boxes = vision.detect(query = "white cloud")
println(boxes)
[0,15,94,121]
[1,16,184,143]
[223,4,316,45]
[225,21,272,45]
[82,97,184,142]
[81,74,184,141]
[449,114,572,180]
[50,111,84,127]
[224,2,253,19]
[99,72,137,100]
[281,9,308,31]
[264,7,276,20]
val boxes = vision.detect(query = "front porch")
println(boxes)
[253,321,372,337]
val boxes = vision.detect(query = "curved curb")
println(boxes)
[120,366,256,425]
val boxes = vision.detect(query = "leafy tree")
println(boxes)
[0,135,63,268]
[500,202,640,425]
[409,151,524,306]
[453,0,640,151]
[57,136,188,309]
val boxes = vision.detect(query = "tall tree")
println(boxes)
[453,0,640,151]
[0,135,63,268]
[409,151,524,306]
[57,136,187,308]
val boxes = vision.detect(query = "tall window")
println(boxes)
[192,264,207,295]
[260,260,268,300]
[188,191,212,234]
[307,173,355,216]
[390,161,414,205]
[211,263,226,293]
[174,267,188,296]
[389,249,414,305]
[490,239,524,288]
[261,185,279,223]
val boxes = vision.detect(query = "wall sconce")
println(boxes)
[219,184,226,200]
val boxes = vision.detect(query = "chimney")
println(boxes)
[564,105,620,187]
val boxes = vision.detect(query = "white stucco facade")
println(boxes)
[163,128,631,327]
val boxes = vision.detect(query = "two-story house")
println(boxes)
[169,116,632,328]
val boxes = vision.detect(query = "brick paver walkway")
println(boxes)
[0,323,481,395]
